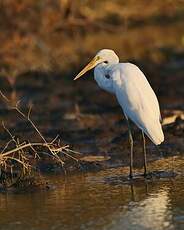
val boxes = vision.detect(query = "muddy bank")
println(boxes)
[0,63,183,191]
[0,1,184,190]
[0,52,184,190]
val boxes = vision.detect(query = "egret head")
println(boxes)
[74,49,119,80]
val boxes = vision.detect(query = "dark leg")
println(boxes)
[125,117,134,179]
[142,131,147,176]
[130,184,135,201]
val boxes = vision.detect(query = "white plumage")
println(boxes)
[74,49,164,177]
[93,50,164,145]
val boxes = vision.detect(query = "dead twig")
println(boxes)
[0,89,80,189]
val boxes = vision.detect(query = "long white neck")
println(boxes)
[94,64,115,94]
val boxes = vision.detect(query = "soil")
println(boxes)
[0,1,183,190]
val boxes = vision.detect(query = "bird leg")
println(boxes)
[125,117,134,179]
[130,184,135,201]
[142,130,147,177]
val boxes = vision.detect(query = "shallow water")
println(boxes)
[0,166,183,230]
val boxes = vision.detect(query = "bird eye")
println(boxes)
[104,61,108,64]
[105,74,110,79]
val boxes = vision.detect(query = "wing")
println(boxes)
[110,63,164,145]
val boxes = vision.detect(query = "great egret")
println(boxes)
[74,49,164,178]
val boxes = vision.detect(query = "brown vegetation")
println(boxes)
[0,90,80,190]
[0,0,184,77]
[0,0,183,190]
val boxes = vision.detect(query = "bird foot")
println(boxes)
[128,174,133,180]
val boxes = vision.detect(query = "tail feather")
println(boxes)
[143,122,164,145]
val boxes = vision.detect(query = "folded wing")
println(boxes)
[111,63,164,145]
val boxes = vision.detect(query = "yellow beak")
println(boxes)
[74,56,101,80]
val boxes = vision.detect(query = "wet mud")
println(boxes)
[0,63,183,188]
[0,1,184,190]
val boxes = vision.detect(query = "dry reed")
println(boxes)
[0,90,80,189]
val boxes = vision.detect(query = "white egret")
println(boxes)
[74,49,164,178]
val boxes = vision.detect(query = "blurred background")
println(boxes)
[0,2,184,230]
[0,0,184,77]
[0,0,184,154]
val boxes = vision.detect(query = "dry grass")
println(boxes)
[0,90,80,189]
